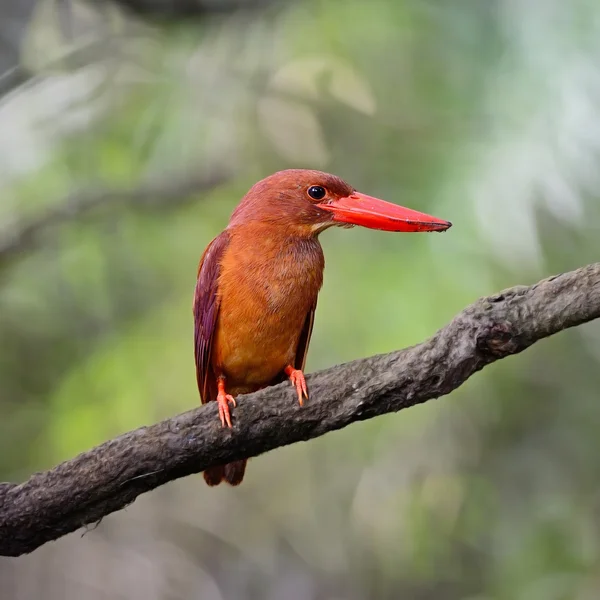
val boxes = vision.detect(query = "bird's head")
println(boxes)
[229,169,452,236]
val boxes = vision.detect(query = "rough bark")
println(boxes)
[1,262,599,557]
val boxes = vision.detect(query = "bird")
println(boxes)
[193,169,451,486]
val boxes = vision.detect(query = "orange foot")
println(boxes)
[217,377,237,428]
[284,365,308,406]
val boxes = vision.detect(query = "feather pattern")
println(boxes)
[213,225,324,392]
[193,231,230,404]
[295,302,316,372]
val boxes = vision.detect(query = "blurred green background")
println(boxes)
[1,0,600,598]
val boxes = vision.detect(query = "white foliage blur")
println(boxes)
[471,0,600,267]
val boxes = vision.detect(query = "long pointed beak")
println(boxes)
[319,192,452,232]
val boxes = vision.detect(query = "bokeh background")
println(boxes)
[1,0,600,598]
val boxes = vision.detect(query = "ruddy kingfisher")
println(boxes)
[194,169,451,485]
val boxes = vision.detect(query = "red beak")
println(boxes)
[320,192,452,232]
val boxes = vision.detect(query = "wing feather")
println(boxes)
[294,301,317,372]
[193,231,230,404]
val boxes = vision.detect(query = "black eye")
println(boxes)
[307,185,326,200]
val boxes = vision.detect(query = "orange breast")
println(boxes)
[212,224,324,393]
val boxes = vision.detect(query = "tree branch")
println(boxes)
[103,0,279,19]
[1,262,599,557]
[0,168,232,266]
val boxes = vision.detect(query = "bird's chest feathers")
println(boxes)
[215,233,323,384]
[262,253,318,312]
[224,235,324,313]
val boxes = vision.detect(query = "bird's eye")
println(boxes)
[307,186,326,201]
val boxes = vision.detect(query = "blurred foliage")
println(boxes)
[2,0,600,598]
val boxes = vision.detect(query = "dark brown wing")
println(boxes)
[294,301,317,372]
[193,231,230,404]
[269,302,317,388]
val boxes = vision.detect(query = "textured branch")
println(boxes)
[1,262,599,557]
[0,169,231,266]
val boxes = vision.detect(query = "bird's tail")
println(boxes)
[203,459,247,486]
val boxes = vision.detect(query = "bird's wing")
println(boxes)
[294,301,317,372]
[193,231,230,404]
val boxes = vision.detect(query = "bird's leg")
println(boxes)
[217,376,237,428]
[284,365,308,406]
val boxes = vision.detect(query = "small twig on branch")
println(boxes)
[0,168,232,266]
[1,262,599,557]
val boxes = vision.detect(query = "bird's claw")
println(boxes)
[217,392,236,428]
[286,367,308,406]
